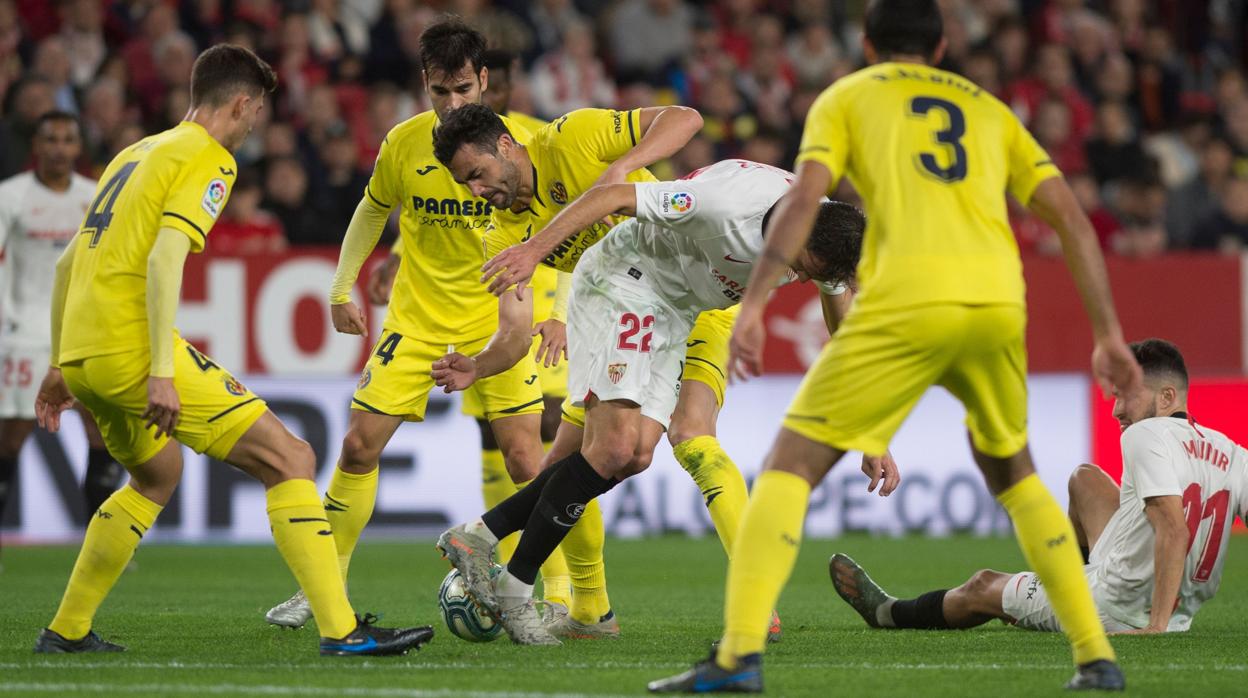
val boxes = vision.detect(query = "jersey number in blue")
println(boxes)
[83,161,139,247]
[909,97,968,183]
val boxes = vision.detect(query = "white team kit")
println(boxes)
[1003,415,1248,632]
[0,171,96,418]
[566,159,843,426]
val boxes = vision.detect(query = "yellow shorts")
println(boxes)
[63,337,267,467]
[783,304,1028,458]
[682,307,736,407]
[462,336,568,419]
[354,329,543,422]
[559,306,738,428]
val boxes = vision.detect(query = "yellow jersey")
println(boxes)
[484,108,657,272]
[61,121,236,363]
[505,110,549,139]
[368,111,533,342]
[797,62,1060,313]
[500,112,562,321]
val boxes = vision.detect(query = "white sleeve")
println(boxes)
[1121,423,1182,499]
[633,180,720,230]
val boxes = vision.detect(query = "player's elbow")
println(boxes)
[667,105,704,134]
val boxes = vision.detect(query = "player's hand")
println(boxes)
[34,367,76,433]
[142,376,181,438]
[431,352,478,392]
[861,451,901,497]
[532,319,567,367]
[482,243,540,299]
[331,301,368,337]
[1092,335,1143,397]
[728,303,767,381]
[366,253,401,305]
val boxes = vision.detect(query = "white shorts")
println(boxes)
[566,244,695,430]
[1001,567,1136,633]
[0,343,48,419]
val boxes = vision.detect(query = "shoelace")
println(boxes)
[356,612,382,627]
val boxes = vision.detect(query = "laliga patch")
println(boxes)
[202,178,228,219]
[661,191,695,216]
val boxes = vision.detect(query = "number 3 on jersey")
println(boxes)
[83,161,139,247]
[909,97,967,183]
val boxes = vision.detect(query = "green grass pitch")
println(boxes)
[2,534,1246,697]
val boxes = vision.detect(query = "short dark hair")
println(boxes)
[1130,338,1188,390]
[483,49,515,78]
[805,200,866,289]
[190,44,277,107]
[419,17,487,77]
[433,103,513,165]
[865,0,944,60]
[34,110,80,136]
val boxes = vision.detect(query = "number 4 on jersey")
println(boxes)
[83,161,139,247]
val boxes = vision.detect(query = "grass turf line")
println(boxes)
[1,535,1246,697]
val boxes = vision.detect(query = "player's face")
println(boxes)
[32,119,82,178]
[1111,381,1160,431]
[450,140,521,209]
[426,63,487,121]
[791,249,828,284]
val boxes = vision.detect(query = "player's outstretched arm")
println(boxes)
[1027,177,1142,395]
[432,291,534,391]
[482,183,637,297]
[729,161,831,378]
[329,196,393,335]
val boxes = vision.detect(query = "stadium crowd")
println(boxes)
[0,0,1245,256]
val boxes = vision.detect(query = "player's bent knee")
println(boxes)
[1069,463,1108,491]
[271,436,316,482]
[339,427,382,471]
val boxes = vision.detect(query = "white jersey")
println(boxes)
[1090,415,1248,630]
[597,159,844,315]
[0,171,95,347]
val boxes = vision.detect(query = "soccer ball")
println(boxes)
[438,568,502,642]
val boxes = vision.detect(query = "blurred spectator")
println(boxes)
[740,128,785,168]
[57,0,106,90]
[1219,98,1248,171]
[264,156,322,246]
[1190,177,1248,254]
[1145,112,1210,188]
[1086,102,1151,185]
[738,44,793,131]
[1071,172,1122,250]
[671,133,714,178]
[526,0,584,58]
[1136,25,1183,131]
[365,0,425,88]
[123,3,179,117]
[715,0,758,68]
[1094,53,1135,108]
[30,37,75,113]
[991,16,1029,85]
[786,23,842,89]
[150,32,196,121]
[1167,137,1234,248]
[608,0,692,85]
[1009,44,1093,141]
[1110,172,1169,257]
[961,46,1002,97]
[1032,98,1087,175]
[0,0,22,94]
[699,74,755,160]
[308,0,370,64]
[358,81,407,165]
[529,19,615,119]
[80,78,127,170]
[314,128,369,236]
[0,76,53,177]
[454,0,532,60]
[212,169,288,256]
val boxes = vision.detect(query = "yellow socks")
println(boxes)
[481,448,521,562]
[998,474,1115,665]
[268,479,357,639]
[323,465,378,582]
[49,485,161,640]
[718,470,809,667]
[561,498,612,624]
[673,436,749,557]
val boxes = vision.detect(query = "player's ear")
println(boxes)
[861,35,877,64]
[478,66,489,94]
[930,37,948,66]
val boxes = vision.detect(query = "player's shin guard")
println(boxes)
[998,474,1115,665]
[561,498,612,624]
[508,452,616,586]
[717,471,809,668]
[48,485,161,640]
[83,449,124,516]
[267,479,356,639]
[673,436,749,557]
[481,448,521,562]
[323,466,378,582]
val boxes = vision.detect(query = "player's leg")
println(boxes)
[0,418,34,562]
[1067,463,1120,560]
[476,418,520,560]
[943,305,1119,686]
[831,551,1012,629]
[79,409,125,516]
[328,408,402,580]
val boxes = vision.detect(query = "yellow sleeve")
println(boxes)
[159,147,237,253]
[794,86,849,192]
[550,271,572,322]
[330,196,392,304]
[146,228,192,376]
[557,108,643,163]
[364,134,401,209]
[1006,111,1062,205]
